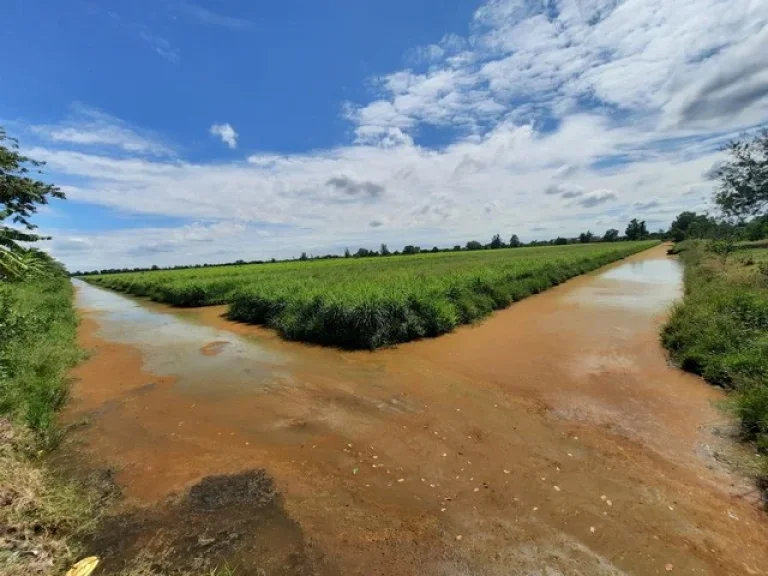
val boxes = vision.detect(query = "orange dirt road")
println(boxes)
[64,245,768,575]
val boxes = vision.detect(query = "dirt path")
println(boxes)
[62,245,768,575]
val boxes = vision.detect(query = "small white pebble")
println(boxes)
[607,500,613,506]
[430,484,436,488]
[503,469,510,474]
[373,455,378,460]
[600,495,607,501]
[456,408,461,412]
[474,487,480,492]
[567,453,573,457]
[397,478,405,483]
[456,535,463,541]
[441,508,446,512]
[442,453,447,457]
[553,486,561,492]
[533,506,539,511]
[590,526,596,533]
[347,443,352,448]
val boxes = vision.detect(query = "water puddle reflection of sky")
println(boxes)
[565,257,683,312]
[73,280,291,393]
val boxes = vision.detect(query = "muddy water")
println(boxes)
[65,245,768,576]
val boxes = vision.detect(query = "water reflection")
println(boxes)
[73,280,290,392]
[566,257,683,311]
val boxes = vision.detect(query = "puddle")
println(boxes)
[566,256,683,311]
[74,280,291,393]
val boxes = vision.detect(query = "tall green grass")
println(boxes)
[662,241,768,453]
[0,275,81,437]
[85,241,657,349]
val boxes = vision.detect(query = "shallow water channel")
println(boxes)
[65,245,768,576]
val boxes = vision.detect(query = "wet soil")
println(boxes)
[62,245,768,575]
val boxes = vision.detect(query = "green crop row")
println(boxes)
[83,241,658,349]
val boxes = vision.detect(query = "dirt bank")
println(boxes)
[63,245,768,575]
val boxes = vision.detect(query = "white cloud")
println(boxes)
[30,105,174,156]
[22,0,768,270]
[138,31,179,63]
[210,123,238,149]
[576,189,617,208]
[176,2,253,30]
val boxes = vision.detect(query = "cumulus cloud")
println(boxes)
[545,182,584,199]
[210,123,238,148]
[576,190,618,208]
[632,197,662,210]
[326,176,385,200]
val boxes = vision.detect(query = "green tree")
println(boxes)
[553,237,568,245]
[602,228,619,242]
[668,211,699,242]
[625,219,648,241]
[344,247,351,258]
[466,240,483,251]
[578,231,594,243]
[509,234,521,248]
[380,243,391,256]
[1,128,64,279]
[299,252,308,261]
[714,130,768,219]
[490,234,504,249]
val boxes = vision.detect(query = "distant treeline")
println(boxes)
[73,212,768,277]
[73,218,658,276]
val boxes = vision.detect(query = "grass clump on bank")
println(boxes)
[0,275,81,438]
[662,240,768,454]
[84,241,657,349]
[0,271,98,575]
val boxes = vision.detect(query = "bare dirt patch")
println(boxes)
[86,470,331,576]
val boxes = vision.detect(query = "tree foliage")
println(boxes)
[578,231,594,243]
[509,234,521,248]
[1,128,64,280]
[625,219,648,241]
[602,229,619,242]
[714,130,768,219]
[490,234,504,249]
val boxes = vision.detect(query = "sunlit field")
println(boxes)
[83,241,658,349]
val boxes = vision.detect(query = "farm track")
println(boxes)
[61,244,768,575]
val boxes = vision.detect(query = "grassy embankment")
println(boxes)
[663,240,768,467]
[85,241,658,349]
[0,274,97,575]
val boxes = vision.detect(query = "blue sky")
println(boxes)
[2,0,767,270]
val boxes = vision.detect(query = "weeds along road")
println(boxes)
[62,244,768,575]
